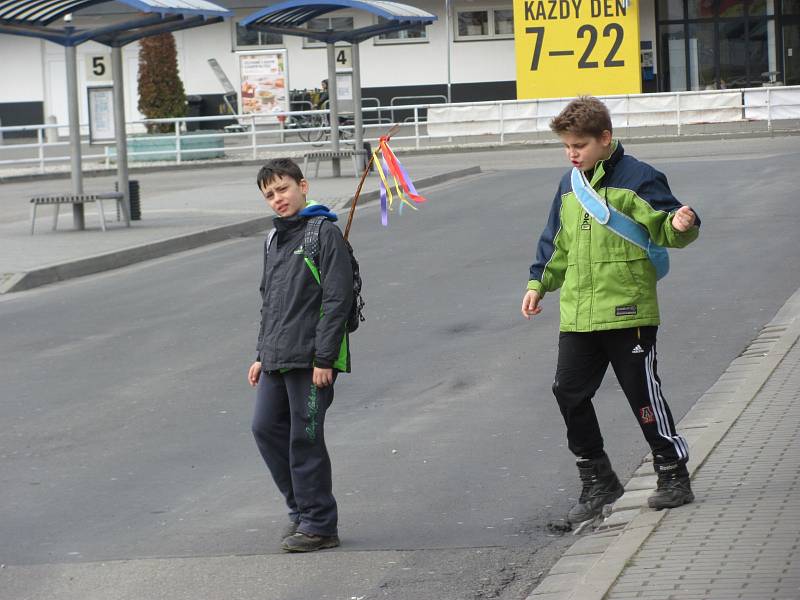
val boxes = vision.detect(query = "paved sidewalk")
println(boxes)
[607,339,800,598]
[526,287,800,600]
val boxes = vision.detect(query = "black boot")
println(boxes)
[568,454,625,524]
[648,462,694,509]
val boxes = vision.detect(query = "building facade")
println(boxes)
[0,0,796,135]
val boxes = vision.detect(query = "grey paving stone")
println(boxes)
[606,340,800,600]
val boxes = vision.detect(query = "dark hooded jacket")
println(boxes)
[256,204,353,372]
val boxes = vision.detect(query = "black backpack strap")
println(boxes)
[303,216,326,262]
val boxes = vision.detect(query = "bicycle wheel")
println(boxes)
[298,115,326,143]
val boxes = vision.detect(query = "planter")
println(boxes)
[108,132,226,162]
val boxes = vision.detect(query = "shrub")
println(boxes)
[137,32,186,133]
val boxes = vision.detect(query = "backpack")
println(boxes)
[266,216,365,333]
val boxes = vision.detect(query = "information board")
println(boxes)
[513,0,642,99]
[87,86,115,144]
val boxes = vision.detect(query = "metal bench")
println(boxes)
[30,192,128,235]
[302,149,367,178]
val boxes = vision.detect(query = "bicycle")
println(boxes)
[295,112,360,146]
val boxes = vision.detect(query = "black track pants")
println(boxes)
[252,368,338,536]
[552,326,689,468]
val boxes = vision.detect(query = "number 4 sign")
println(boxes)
[335,46,352,71]
[513,0,641,99]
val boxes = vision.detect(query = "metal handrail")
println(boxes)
[1,86,799,174]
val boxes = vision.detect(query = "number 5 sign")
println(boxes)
[513,0,641,99]
[85,54,112,82]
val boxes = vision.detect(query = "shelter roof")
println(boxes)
[241,0,436,44]
[0,0,230,46]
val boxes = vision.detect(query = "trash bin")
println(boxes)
[116,180,141,221]
[186,95,203,132]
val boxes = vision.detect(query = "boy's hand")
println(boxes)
[672,206,696,232]
[248,361,262,387]
[313,367,334,388]
[521,290,543,320]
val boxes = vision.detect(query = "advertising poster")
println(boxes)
[239,50,288,121]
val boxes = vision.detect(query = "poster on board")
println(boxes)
[239,50,289,122]
[87,86,115,144]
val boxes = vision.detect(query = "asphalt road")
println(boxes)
[2,138,800,600]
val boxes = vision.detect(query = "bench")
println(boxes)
[302,149,368,178]
[30,192,129,235]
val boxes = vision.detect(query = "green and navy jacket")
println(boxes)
[528,141,700,332]
[257,203,353,372]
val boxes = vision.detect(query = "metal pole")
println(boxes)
[326,41,341,177]
[766,86,772,132]
[65,41,85,229]
[351,42,364,171]
[37,127,45,174]
[445,0,452,103]
[112,46,131,225]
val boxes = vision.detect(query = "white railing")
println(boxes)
[1,86,799,175]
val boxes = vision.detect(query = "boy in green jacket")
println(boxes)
[521,97,700,528]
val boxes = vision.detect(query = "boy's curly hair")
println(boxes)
[256,158,304,189]
[550,96,613,138]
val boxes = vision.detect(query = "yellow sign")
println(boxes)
[514,0,641,99]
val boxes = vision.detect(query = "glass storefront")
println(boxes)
[656,0,784,90]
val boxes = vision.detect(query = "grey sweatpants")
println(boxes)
[252,368,338,536]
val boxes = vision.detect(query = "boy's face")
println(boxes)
[259,175,308,218]
[559,130,612,172]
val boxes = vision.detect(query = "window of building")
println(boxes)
[657,0,779,90]
[784,0,800,14]
[303,16,354,48]
[688,22,717,88]
[660,23,689,90]
[374,16,428,44]
[233,22,283,49]
[687,0,715,19]
[494,9,514,35]
[659,0,685,20]
[455,7,513,40]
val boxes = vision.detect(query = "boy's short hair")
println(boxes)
[256,158,304,189]
[550,96,613,138]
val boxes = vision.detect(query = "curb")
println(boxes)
[0,166,480,294]
[525,285,800,600]
[0,216,271,294]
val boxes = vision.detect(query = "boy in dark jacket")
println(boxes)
[521,97,700,529]
[248,158,353,552]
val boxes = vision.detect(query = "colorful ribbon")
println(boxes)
[372,136,427,227]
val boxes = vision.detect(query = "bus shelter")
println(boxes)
[0,0,231,230]
[241,0,436,176]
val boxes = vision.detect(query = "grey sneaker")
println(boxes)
[281,532,340,553]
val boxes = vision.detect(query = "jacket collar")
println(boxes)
[589,140,624,187]
[273,213,305,233]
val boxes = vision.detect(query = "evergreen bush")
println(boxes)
[137,32,186,134]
